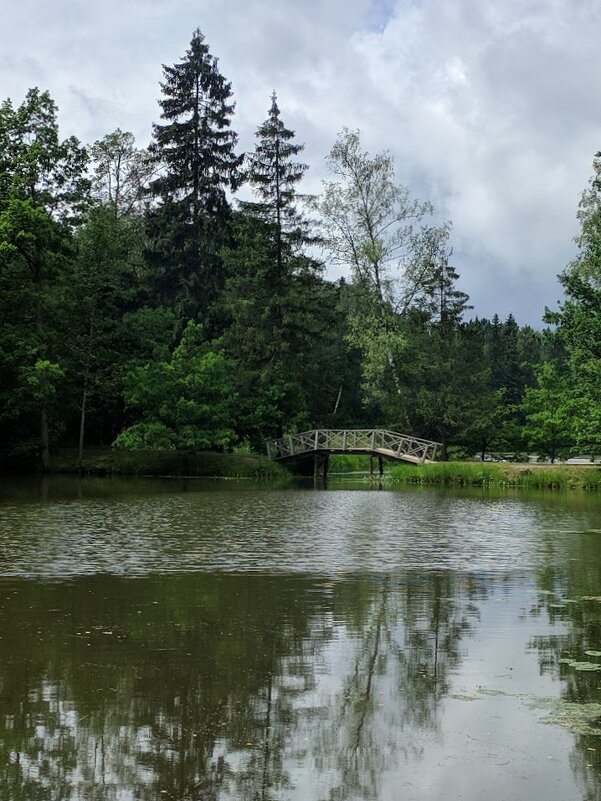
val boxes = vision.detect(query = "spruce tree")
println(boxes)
[241,92,309,275]
[147,29,242,328]
[223,95,324,441]
[405,231,480,458]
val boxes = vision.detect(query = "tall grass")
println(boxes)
[387,462,601,490]
[388,462,506,486]
[328,454,374,473]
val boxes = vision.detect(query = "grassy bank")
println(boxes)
[387,461,601,490]
[3,447,289,480]
[321,454,601,490]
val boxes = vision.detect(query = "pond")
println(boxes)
[2,476,601,800]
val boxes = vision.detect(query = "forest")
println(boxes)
[1,28,600,471]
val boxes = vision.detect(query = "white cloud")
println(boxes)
[2,0,601,323]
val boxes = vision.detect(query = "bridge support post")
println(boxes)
[378,456,383,476]
[323,454,329,482]
[369,456,374,477]
[313,453,318,482]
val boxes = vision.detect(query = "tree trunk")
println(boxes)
[40,407,50,472]
[78,384,88,471]
[78,313,95,470]
[35,279,50,472]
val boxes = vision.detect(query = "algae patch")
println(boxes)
[532,700,601,737]
[477,688,601,737]
[448,693,480,702]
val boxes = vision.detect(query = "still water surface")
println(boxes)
[2,476,601,800]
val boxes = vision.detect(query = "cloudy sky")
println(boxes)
[3,0,601,324]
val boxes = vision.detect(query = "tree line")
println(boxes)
[1,28,599,469]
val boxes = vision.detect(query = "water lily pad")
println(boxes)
[585,651,601,658]
[580,596,601,601]
[568,661,601,671]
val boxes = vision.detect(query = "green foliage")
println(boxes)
[0,88,89,464]
[22,359,64,405]
[222,96,335,444]
[91,129,153,216]
[0,88,89,224]
[521,362,574,462]
[2,57,599,477]
[150,29,242,214]
[545,152,601,457]
[146,29,242,327]
[223,212,338,442]
[328,454,374,473]
[242,92,309,248]
[317,130,450,424]
[48,447,289,479]
[115,321,236,451]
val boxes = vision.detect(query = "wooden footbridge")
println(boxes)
[267,429,441,478]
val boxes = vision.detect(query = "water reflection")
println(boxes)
[0,569,595,800]
[0,573,483,800]
[3,480,601,798]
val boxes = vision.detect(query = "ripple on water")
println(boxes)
[0,486,599,578]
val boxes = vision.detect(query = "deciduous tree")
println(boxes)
[0,88,89,467]
[317,129,441,422]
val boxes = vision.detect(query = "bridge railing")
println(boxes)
[266,429,440,463]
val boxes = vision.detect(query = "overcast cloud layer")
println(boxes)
[3,0,601,324]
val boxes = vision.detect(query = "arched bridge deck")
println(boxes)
[267,429,441,466]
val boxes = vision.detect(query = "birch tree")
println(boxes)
[317,129,442,422]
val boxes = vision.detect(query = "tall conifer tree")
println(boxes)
[147,29,242,328]
[223,95,327,441]
[241,92,309,275]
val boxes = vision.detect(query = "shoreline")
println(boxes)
[3,450,601,491]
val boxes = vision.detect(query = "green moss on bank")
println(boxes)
[42,448,289,479]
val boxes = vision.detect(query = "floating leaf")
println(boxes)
[585,651,601,657]
[569,661,601,671]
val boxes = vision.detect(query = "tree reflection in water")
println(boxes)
[527,532,601,801]
[0,572,486,800]
[301,574,482,800]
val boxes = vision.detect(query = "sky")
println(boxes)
[2,0,601,325]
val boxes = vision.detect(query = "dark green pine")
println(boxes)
[151,28,242,219]
[147,29,243,330]
[241,92,309,275]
